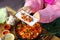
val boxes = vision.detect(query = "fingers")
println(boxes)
[18,6,31,13]
[33,12,40,22]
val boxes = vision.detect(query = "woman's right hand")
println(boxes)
[18,6,32,13]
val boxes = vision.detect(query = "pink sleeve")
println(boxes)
[45,0,54,5]
[38,4,60,23]
[24,0,44,13]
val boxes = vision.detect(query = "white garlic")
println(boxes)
[6,15,15,25]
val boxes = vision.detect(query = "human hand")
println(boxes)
[33,12,40,22]
[18,6,32,13]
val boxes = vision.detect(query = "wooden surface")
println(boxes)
[0,24,4,38]
[51,36,60,40]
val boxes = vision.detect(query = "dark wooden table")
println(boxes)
[0,0,24,11]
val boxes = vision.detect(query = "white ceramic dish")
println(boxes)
[15,10,39,26]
